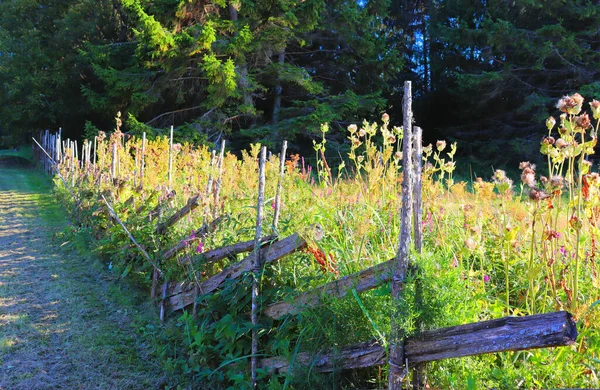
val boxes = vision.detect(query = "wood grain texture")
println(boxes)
[156,194,201,235]
[166,233,306,312]
[263,258,395,319]
[260,311,577,372]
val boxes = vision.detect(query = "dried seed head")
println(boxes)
[591,100,600,120]
[358,128,366,137]
[576,112,592,130]
[519,161,536,170]
[542,136,555,145]
[557,95,581,115]
[529,187,550,201]
[521,167,536,187]
[555,138,568,148]
[382,113,390,122]
[546,116,556,131]
[572,93,584,106]
[436,140,447,151]
[550,175,565,189]
[348,124,358,134]
[465,237,477,251]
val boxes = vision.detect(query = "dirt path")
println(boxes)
[0,167,166,389]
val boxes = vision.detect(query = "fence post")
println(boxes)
[168,125,174,187]
[140,132,146,185]
[251,146,267,387]
[411,126,425,388]
[389,81,413,390]
[111,141,117,180]
[273,141,288,231]
[213,139,226,218]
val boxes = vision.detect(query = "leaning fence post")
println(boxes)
[251,146,267,387]
[140,132,146,184]
[273,140,288,231]
[389,81,414,390]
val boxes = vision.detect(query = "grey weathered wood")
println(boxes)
[156,194,201,235]
[390,80,414,389]
[263,258,395,319]
[168,125,174,186]
[166,233,307,312]
[101,195,163,275]
[111,141,117,180]
[148,189,177,221]
[172,235,277,264]
[273,140,288,230]
[140,132,146,182]
[411,126,424,388]
[261,311,577,373]
[213,140,226,218]
[252,146,267,387]
[161,215,232,261]
[260,340,386,373]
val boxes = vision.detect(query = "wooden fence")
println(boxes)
[33,82,578,388]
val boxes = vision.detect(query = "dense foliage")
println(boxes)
[2,1,599,166]
[50,98,600,388]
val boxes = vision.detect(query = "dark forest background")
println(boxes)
[1,0,599,172]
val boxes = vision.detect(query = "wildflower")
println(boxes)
[348,124,358,134]
[196,242,204,253]
[591,100,600,119]
[519,161,536,170]
[557,94,582,115]
[465,237,477,251]
[358,128,366,137]
[436,140,446,151]
[189,231,196,240]
[271,201,276,210]
[382,113,390,122]
[394,151,402,160]
[387,135,396,144]
[575,112,592,130]
[528,187,550,201]
[521,167,536,188]
[559,246,567,257]
[545,229,560,240]
[483,275,490,283]
[549,176,565,190]
[555,138,568,148]
[569,215,583,230]
[546,116,556,131]
[542,136,555,145]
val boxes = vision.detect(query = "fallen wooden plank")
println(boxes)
[263,258,395,319]
[260,311,577,373]
[156,194,201,235]
[259,340,386,373]
[166,233,307,312]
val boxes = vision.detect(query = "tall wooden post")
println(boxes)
[213,140,226,218]
[140,132,146,184]
[111,141,117,180]
[273,140,288,231]
[251,146,267,387]
[389,81,413,389]
[168,125,174,187]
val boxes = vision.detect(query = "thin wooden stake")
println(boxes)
[251,146,267,388]
[140,132,146,183]
[101,195,163,275]
[412,126,425,388]
[273,141,288,231]
[389,81,413,390]
[168,125,174,186]
[213,140,226,218]
[111,141,117,180]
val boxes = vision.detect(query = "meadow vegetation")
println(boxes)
[50,95,600,388]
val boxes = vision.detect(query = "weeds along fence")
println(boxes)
[33,82,578,388]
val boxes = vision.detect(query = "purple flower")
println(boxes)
[196,242,204,253]
[271,201,276,210]
[189,231,196,239]
[483,275,490,283]
[559,246,567,256]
